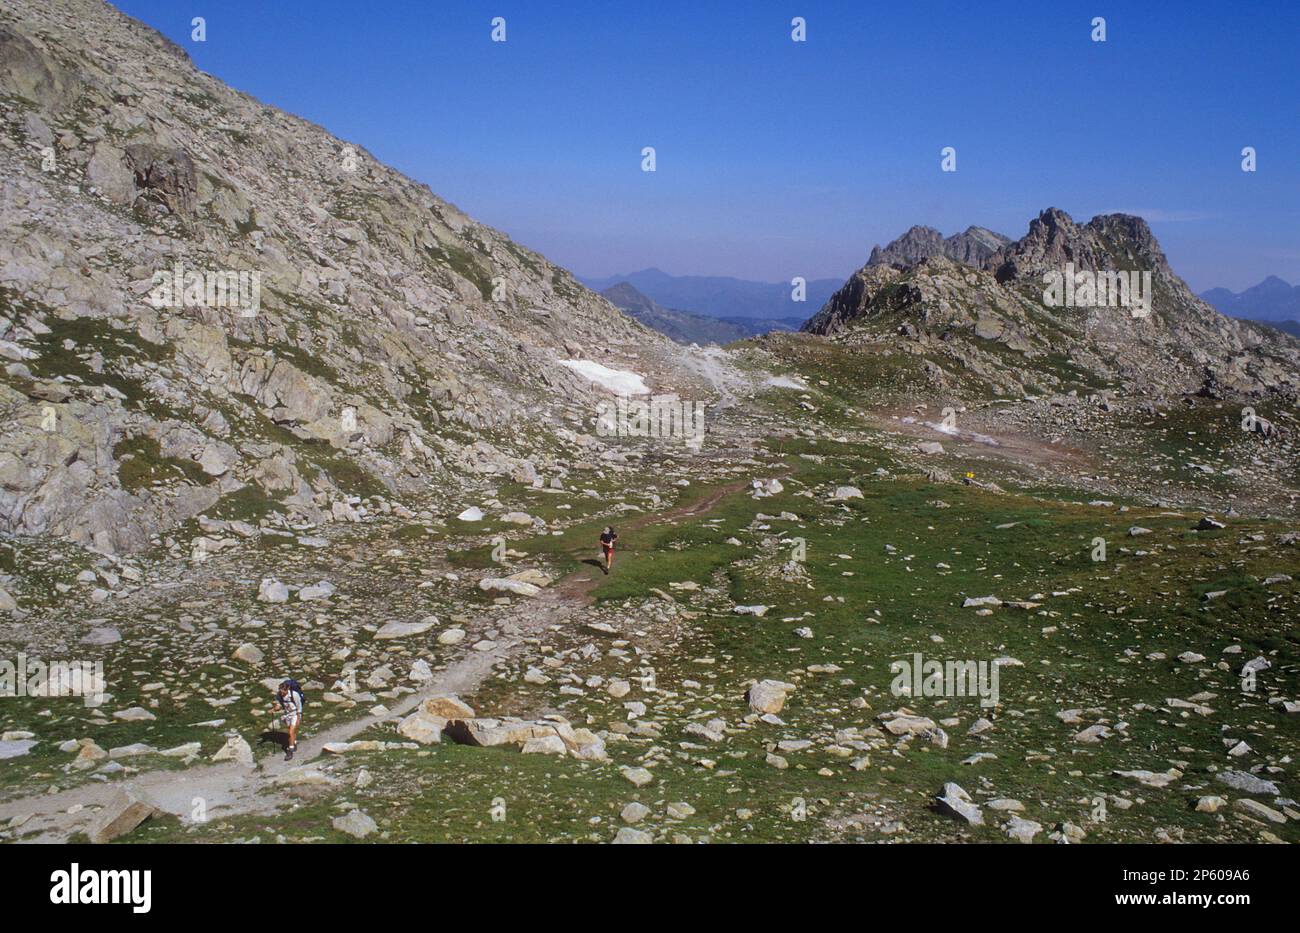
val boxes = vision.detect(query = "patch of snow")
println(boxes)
[560,360,650,396]
[924,420,960,436]
[920,420,1001,448]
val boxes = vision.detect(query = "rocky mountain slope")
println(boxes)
[804,209,1300,401]
[0,0,719,558]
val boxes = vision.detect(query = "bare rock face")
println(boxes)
[84,142,135,205]
[0,26,77,111]
[123,142,199,216]
[82,140,200,216]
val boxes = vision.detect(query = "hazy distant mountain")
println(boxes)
[1255,318,1300,338]
[581,268,840,321]
[600,282,800,344]
[1200,276,1300,322]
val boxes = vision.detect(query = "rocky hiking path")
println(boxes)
[0,472,778,843]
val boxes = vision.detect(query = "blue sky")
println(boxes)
[113,0,1300,291]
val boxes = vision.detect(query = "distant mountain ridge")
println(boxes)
[600,282,800,345]
[580,268,840,321]
[1200,276,1300,322]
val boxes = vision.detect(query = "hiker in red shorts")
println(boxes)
[599,526,618,574]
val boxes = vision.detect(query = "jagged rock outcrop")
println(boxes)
[805,209,1300,401]
[867,225,1011,269]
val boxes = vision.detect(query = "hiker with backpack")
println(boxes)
[274,678,305,761]
[599,526,618,574]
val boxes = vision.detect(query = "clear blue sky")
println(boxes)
[113,0,1300,291]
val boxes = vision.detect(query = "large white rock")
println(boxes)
[1113,768,1181,788]
[212,735,255,768]
[621,802,651,824]
[374,619,434,640]
[159,742,201,758]
[880,712,938,736]
[257,578,289,603]
[397,711,444,745]
[113,707,156,722]
[746,679,795,714]
[751,478,784,498]
[421,696,476,719]
[621,767,655,788]
[298,580,336,601]
[1004,816,1042,843]
[88,789,160,843]
[0,739,37,760]
[232,642,264,664]
[521,734,567,755]
[936,782,983,826]
[479,577,541,597]
[332,809,377,839]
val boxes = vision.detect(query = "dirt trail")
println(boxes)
[550,473,770,604]
[0,472,773,843]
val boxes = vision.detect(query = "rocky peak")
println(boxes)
[868,224,1010,270]
[867,226,944,267]
[992,208,1169,283]
[803,207,1299,401]
[599,282,658,317]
